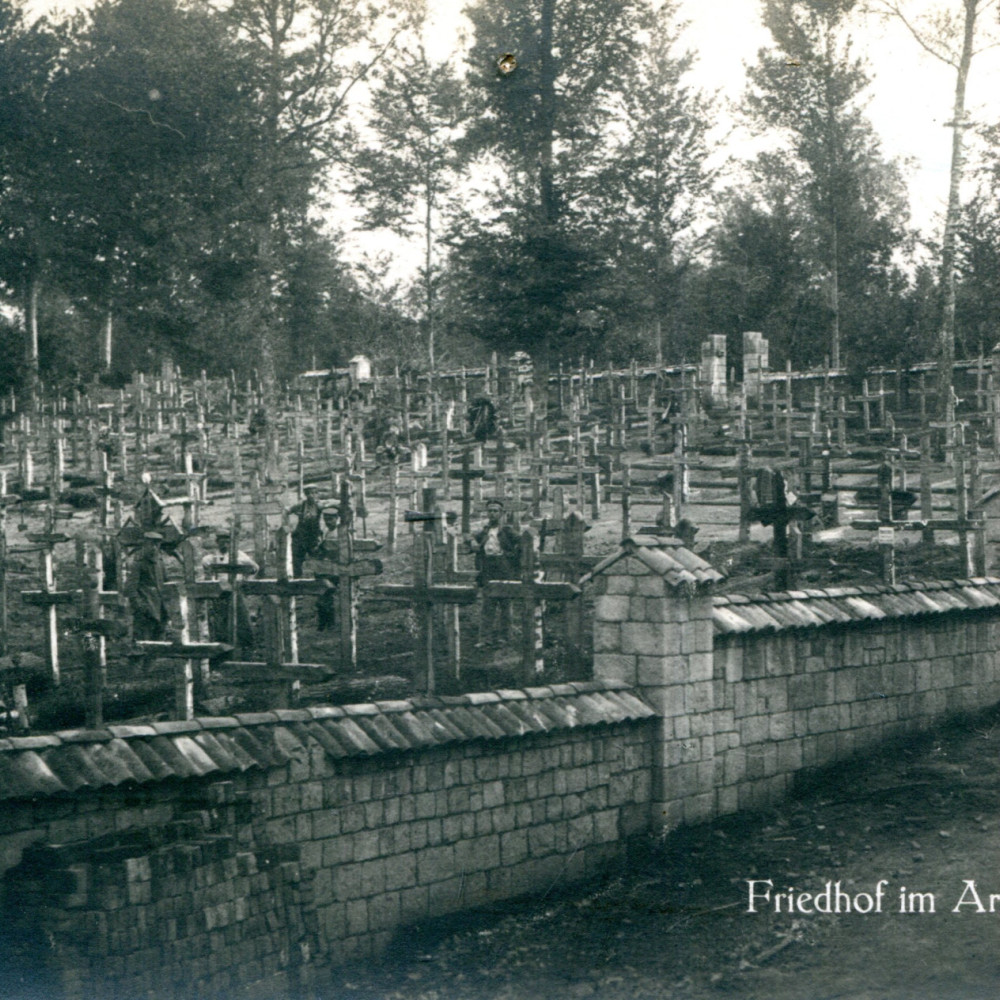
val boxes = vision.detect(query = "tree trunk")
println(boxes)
[937,0,977,416]
[538,0,557,227]
[830,220,841,370]
[425,174,435,373]
[26,273,39,378]
[102,308,113,372]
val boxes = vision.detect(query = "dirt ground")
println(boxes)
[331,704,1000,1000]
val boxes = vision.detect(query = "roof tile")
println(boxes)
[713,578,1000,634]
[0,681,654,801]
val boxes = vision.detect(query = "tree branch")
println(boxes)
[96,96,185,138]
[868,0,959,68]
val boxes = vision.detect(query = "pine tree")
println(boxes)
[744,0,909,369]
[454,0,648,365]
[589,0,714,365]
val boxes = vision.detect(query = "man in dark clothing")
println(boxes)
[126,533,170,642]
[472,498,520,644]
[288,486,323,577]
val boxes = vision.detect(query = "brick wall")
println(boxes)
[0,683,654,999]
[712,613,1000,814]
[592,539,1000,831]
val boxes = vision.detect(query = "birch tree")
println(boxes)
[867,0,1000,408]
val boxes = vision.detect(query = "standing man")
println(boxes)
[472,498,520,644]
[288,486,324,577]
[126,532,171,645]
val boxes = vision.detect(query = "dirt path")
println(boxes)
[332,706,1000,1000]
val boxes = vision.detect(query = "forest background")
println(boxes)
[3,0,1000,395]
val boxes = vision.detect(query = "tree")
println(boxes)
[352,42,466,371]
[0,1,68,386]
[866,0,1000,408]
[706,156,829,369]
[954,134,1000,356]
[590,0,714,365]
[215,0,416,385]
[456,0,649,365]
[48,0,261,376]
[446,206,612,363]
[744,0,909,370]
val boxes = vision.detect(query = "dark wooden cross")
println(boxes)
[374,487,478,693]
[484,529,581,679]
[215,528,333,708]
[0,494,21,656]
[929,392,963,464]
[450,449,486,535]
[831,396,858,452]
[750,468,815,590]
[313,480,383,670]
[137,537,232,720]
[538,511,593,667]
[201,517,258,655]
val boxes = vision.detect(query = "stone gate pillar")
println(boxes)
[590,536,723,831]
[743,331,769,403]
[699,335,727,408]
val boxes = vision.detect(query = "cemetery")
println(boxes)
[4,339,1000,997]
[1,337,998,734]
[7,0,1000,992]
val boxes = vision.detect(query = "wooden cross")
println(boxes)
[0,494,23,656]
[201,522,258,655]
[737,434,753,543]
[144,535,233,719]
[374,488,478,693]
[670,413,689,512]
[313,480,383,670]
[20,506,77,684]
[572,449,602,521]
[750,468,815,590]
[929,401,963,465]
[850,379,878,432]
[538,511,593,667]
[215,529,333,708]
[493,425,512,500]
[449,448,487,536]
[831,396,857,452]
[134,627,232,721]
[919,430,935,546]
[170,416,207,505]
[484,530,581,679]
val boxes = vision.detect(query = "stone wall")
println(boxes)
[8,534,1000,998]
[0,682,654,1000]
[592,538,1000,830]
[711,612,1000,817]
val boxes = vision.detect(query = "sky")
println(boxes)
[23,0,1000,245]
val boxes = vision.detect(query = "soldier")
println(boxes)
[472,498,520,644]
[288,486,324,577]
[126,532,171,642]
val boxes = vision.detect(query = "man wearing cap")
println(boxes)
[472,498,520,643]
[288,486,324,577]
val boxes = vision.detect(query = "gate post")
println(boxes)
[590,536,722,831]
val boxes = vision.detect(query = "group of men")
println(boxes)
[125,480,701,656]
[124,484,330,651]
